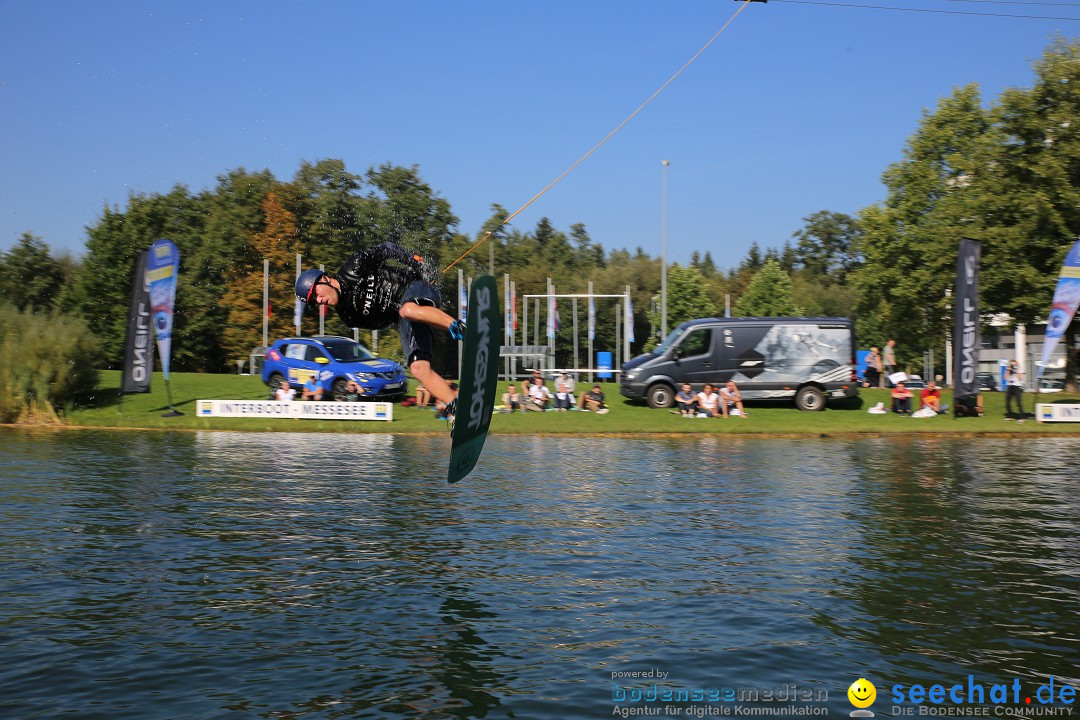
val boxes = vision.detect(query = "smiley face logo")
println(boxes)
[848,678,877,709]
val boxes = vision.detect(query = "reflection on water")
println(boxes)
[0,431,1077,719]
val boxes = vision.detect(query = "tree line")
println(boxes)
[2,39,1078,384]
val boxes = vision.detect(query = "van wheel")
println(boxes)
[795,385,825,411]
[646,383,675,409]
[267,372,285,389]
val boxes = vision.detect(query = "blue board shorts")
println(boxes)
[398,279,441,364]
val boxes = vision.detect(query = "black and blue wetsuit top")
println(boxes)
[332,242,427,329]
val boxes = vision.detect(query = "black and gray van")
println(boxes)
[619,317,858,411]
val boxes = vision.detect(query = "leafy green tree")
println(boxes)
[744,242,763,272]
[690,250,719,278]
[792,210,863,282]
[977,38,1080,327]
[366,163,458,264]
[791,273,857,317]
[734,259,804,317]
[0,233,65,311]
[181,168,276,371]
[287,159,369,267]
[851,85,990,363]
[724,242,765,300]
[853,41,1080,368]
[778,242,798,274]
[223,191,302,361]
[645,264,716,348]
[69,185,205,368]
[468,203,511,276]
[570,223,604,269]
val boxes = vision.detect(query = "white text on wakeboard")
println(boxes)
[468,287,492,431]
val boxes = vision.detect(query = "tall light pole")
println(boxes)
[661,159,670,340]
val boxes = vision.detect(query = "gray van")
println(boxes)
[619,317,858,411]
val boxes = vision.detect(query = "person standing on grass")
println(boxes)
[864,347,883,388]
[882,339,897,387]
[1004,359,1026,422]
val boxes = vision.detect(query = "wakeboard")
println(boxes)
[448,275,502,484]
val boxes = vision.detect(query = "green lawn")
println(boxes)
[50,370,1080,435]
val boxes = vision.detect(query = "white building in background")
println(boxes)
[978,314,1074,391]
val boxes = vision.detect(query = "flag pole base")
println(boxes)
[162,409,184,417]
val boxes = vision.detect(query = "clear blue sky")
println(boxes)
[1,1,1074,269]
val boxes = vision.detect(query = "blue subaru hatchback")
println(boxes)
[263,336,407,401]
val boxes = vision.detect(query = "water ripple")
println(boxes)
[0,431,1077,718]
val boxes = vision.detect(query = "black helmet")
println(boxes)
[295,268,327,305]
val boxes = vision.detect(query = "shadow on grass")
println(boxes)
[72,384,264,413]
[828,396,865,411]
[75,385,124,410]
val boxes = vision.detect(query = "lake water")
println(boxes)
[1,431,1077,720]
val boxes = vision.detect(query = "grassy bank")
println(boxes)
[37,370,1080,435]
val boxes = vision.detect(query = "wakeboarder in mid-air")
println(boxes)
[295,241,465,414]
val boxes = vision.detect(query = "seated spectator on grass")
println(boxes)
[675,383,697,416]
[955,393,983,417]
[695,383,720,418]
[891,381,914,415]
[920,379,943,414]
[578,384,608,414]
[522,369,543,398]
[719,380,748,418]
[526,377,553,411]
[554,382,575,411]
[275,380,296,402]
[555,372,576,395]
[502,385,524,412]
[344,379,362,402]
[415,384,432,407]
[301,376,324,401]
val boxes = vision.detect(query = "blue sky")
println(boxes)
[1,1,1074,268]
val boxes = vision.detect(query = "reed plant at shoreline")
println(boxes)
[0,304,100,423]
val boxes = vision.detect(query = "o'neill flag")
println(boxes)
[952,238,980,415]
[146,239,180,381]
[121,250,154,393]
[1038,238,1080,378]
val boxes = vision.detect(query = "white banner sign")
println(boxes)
[1036,403,1080,423]
[198,399,393,421]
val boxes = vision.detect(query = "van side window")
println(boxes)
[304,345,326,363]
[677,329,712,357]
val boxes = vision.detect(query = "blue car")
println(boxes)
[262,336,407,401]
